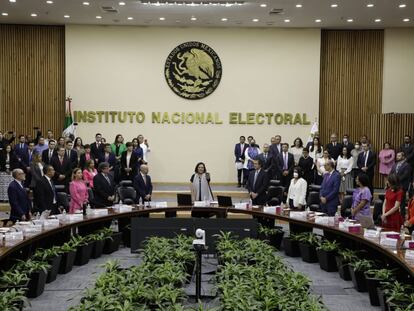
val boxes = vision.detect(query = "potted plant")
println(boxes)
[282,233,301,257]
[316,240,340,272]
[0,270,29,292]
[99,228,123,254]
[32,246,63,283]
[335,248,358,281]
[349,259,375,292]
[86,232,106,259]
[257,225,285,249]
[14,259,50,298]
[122,224,131,248]
[381,281,414,311]
[364,268,395,306]
[0,288,30,311]
[71,235,94,266]
[297,232,321,263]
[58,242,77,274]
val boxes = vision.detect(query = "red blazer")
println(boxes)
[407,199,414,226]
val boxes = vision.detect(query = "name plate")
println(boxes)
[5,232,24,246]
[234,203,248,210]
[380,231,399,239]
[92,209,109,216]
[404,240,414,249]
[44,219,60,228]
[263,206,276,214]
[290,211,307,220]
[155,202,168,208]
[193,201,209,207]
[32,220,44,227]
[348,224,362,233]
[405,250,414,259]
[67,214,84,223]
[380,237,398,248]
[119,205,133,213]
[364,230,379,239]
[315,216,329,225]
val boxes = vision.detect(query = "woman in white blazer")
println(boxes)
[287,167,308,210]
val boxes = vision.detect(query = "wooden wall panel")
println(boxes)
[0,25,65,139]
[320,30,414,187]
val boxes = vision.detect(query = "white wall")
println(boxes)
[65,25,320,183]
[383,28,414,113]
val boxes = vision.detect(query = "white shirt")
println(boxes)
[45,175,56,204]
[309,146,324,162]
[140,143,150,162]
[336,156,353,174]
[37,163,44,176]
[126,152,132,168]
[317,157,329,176]
[287,178,307,207]
[14,179,24,189]
[291,147,303,165]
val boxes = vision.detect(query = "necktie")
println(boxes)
[284,153,288,170]
[67,150,70,158]
[396,162,402,173]
[49,179,56,203]
[198,177,202,201]
[264,153,267,161]
[59,157,63,165]
[364,152,368,166]
[104,174,110,185]
[49,150,52,160]
[333,142,336,147]
[29,151,32,162]
[143,175,147,185]
[253,170,259,190]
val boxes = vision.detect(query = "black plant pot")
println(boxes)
[365,275,382,306]
[91,239,105,259]
[46,255,62,283]
[103,232,123,254]
[377,287,389,311]
[185,261,195,283]
[27,269,47,298]
[317,249,338,272]
[74,242,94,266]
[299,243,318,263]
[349,267,367,292]
[267,232,285,249]
[59,250,77,274]
[283,237,300,257]
[335,256,351,280]
[122,227,131,248]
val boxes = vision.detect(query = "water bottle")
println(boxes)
[400,225,406,241]
[334,207,341,226]
[138,197,142,207]
[248,198,253,209]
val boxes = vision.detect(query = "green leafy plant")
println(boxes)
[295,232,321,246]
[316,240,340,252]
[350,259,375,272]
[14,259,50,275]
[0,288,30,311]
[0,270,30,287]
[60,241,77,253]
[337,248,359,263]
[32,246,62,261]
[69,235,89,248]
[365,268,396,281]
[258,225,284,237]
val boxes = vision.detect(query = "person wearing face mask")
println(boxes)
[287,167,307,210]
[342,134,354,153]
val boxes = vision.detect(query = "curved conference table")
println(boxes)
[1,205,414,278]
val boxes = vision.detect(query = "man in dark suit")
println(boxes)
[320,160,341,216]
[90,133,105,164]
[34,165,58,214]
[275,143,294,188]
[99,144,117,171]
[247,159,269,205]
[93,162,116,207]
[400,135,414,170]
[65,140,78,168]
[326,133,343,160]
[51,146,72,189]
[390,152,412,217]
[42,140,56,165]
[357,143,377,196]
[7,169,32,221]
[257,143,273,173]
[342,134,354,153]
[269,135,282,159]
[234,135,248,187]
[14,135,28,159]
[133,164,153,203]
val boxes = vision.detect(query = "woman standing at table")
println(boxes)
[243,139,261,176]
[291,137,304,166]
[351,173,372,221]
[336,146,354,203]
[381,174,404,231]
[82,159,97,188]
[378,142,395,188]
[287,167,307,210]
[69,168,88,213]
[190,162,214,217]
[315,150,331,185]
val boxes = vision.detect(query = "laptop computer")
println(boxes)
[359,215,376,229]
[177,193,192,206]
[217,195,233,207]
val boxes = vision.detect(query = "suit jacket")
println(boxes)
[133,173,153,202]
[342,142,354,153]
[51,155,72,186]
[326,142,343,160]
[299,156,314,185]
[0,152,19,171]
[79,153,94,170]
[357,150,377,176]
[29,162,43,188]
[400,143,414,166]
[120,151,138,180]
[269,144,282,158]
[90,142,105,162]
[8,180,31,221]
[234,143,248,163]
[42,148,57,165]
[275,152,295,177]
[247,169,269,205]
[65,149,78,168]
[93,173,116,207]
[257,152,273,172]
[320,170,341,211]
[99,152,117,168]
[14,143,28,159]
[20,149,35,169]
[390,161,412,191]
[34,176,56,213]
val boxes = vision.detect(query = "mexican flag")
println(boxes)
[62,97,76,138]
[307,120,319,143]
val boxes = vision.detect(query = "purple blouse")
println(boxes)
[351,187,372,220]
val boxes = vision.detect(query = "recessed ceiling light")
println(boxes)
[82,1,90,5]
[127,17,133,20]
[374,18,381,23]
[315,19,322,23]
[119,1,126,5]
[296,4,302,8]
[64,15,70,18]
[403,18,410,22]
[190,17,197,21]
[221,18,228,21]
[46,0,53,3]
[399,4,407,8]
[260,4,267,8]
[331,4,338,8]
[252,18,259,22]
[347,18,354,22]
[96,15,102,19]
[1,12,8,16]
[284,19,290,23]
[31,13,38,17]
[159,17,165,21]
[366,4,374,8]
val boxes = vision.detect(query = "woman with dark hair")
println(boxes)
[83,159,97,188]
[287,167,307,210]
[299,147,314,185]
[379,141,395,188]
[73,137,84,166]
[120,142,138,181]
[56,136,65,149]
[309,137,323,162]
[69,168,88,213]
[315,150,331,185]
[336,146,354,202]
[132,138,144,167]
[190,162,213,202]
[110,134,126,162]
[291,137,304,166]
[381,174,404,231]
[351,173,372,221]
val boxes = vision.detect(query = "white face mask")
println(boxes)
[293,172,299,178]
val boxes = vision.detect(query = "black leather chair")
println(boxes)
[308,184,321,192]
[269,180,281,187]
[340,195,353,218]
[118,187,137,205]
[307,191,320,212]
[346,189,355,195]
[55,185,66,192]
[56,192,69,212]
[267,197,280,206]
[267,186,284,204]
[87,188,97,208]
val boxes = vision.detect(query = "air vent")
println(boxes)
[269,8,284,15]
[101,6,119,13]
